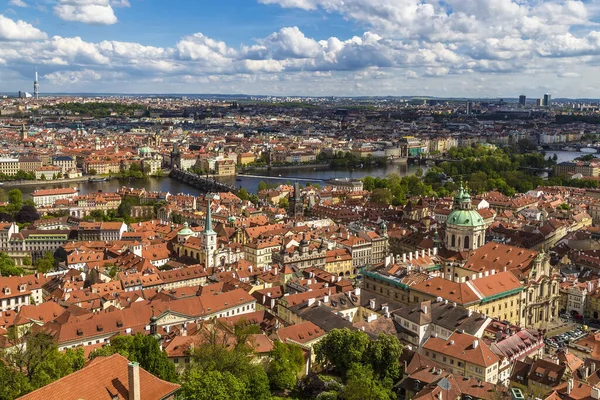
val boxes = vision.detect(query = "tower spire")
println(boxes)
[204,193,215,233]
[33,67,39,100]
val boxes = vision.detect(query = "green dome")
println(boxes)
[139,146,151,154]
[177,222,194,237]
[447,209,484,227]
[228,216,237,223]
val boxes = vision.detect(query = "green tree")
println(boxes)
[258,181,268,192]
[365,333,403,381]
[40,174,46,181]
[249,194,260,205]
[88,168,97,175]
[0,360,31,399]
[341,363,393,400]
[187,339,271,400]
[315,328,370,373]
[0,252,26,276]
[117,197,137,219]
[34,252,55,273]
[370,188,393,205]
[362,176,375,191]
[237,188,249,201]
[8,189,23,214]
[88,334,177,382]
[267,341,304,391]
[181,369,245,400]
[415,167,424,178]
[22,256,31,266]
[278,197,289,209]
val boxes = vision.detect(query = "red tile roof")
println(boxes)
[17,353,179,400]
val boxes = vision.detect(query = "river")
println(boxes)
[11,150,591,197]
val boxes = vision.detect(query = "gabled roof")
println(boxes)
[17,354,179,400]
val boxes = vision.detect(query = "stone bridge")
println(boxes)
[169,169,238,194]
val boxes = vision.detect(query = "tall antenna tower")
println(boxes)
[33,68,39,100]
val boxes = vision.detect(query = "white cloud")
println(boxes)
[54,0,118,25]
[0,15,47,41]
[9,0,28,8]
[2,0,600,96]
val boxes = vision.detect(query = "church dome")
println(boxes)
[447,209,485,227]
[177,222,194,237]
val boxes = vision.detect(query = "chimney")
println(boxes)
[409,252,413,261]
[592,387,600,400]
[128,362,141,400]
[403,253,407,263]
[568,378,574,395]
[307,298,315,307]
[468,309,473,317]
[584,366,590,379]
[473,339,479,349]
[428,248,431,256]
[422,305,428,314]
[593,362,597,373]
[415,250,419,260]
[433,247,438,255]
[421,249,425,258]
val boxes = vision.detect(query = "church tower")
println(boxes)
[288,182,304,217]
[201,193,217,268]
[445,182,486,252]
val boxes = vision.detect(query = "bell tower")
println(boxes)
[201,193,217,268]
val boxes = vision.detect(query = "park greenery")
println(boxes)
[89,333,178,383]
[317,151,387,169]
[0,170,36,182]
[0,331,86,399]
[44,102,144,118]
[360,143,599,205]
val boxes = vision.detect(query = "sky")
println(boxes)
[1,0,600,97]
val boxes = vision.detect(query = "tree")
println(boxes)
[341,363,393,400]
[249,194,259,205]
[181,369,245,400]
[0,360,31,400]
[15,205,40,224]
[8,189,23,214]
[315,328,370,373]
[364,334,403,381]
[88,334,177,382]
[40,174,46,181]
[185,339,271,400]
[370,188,393,205]
[0,252,26,276]
[237,188,249,201]
[258,181,268,192]
[278,197,289,209]
[415,167,424,178]
[34,252,55,273]
[22,256,31,266]
[267,341,304,391]
[117,197,137,219]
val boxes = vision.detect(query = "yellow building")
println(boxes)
[324,248,353,276]
[423,332,501,384]
[410,271,523,325]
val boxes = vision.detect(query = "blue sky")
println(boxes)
[2,0,600,97]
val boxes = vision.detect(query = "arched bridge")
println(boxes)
[169,169,238,194]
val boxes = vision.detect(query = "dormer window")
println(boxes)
[3,287,10,295]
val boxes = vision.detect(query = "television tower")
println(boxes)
[33,68,39,100]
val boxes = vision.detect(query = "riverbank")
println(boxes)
[243,163,330,172]
[1,176,112,187]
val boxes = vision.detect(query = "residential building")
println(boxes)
[422,332,501,384]
[31,188,78,207]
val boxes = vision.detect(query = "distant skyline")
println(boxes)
[1,0,600,97]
